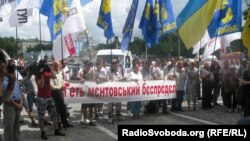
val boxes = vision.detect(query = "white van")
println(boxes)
[95,49,133,71]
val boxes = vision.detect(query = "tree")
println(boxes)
[129,37,145,55]
[0,37,16,57]
[243,7,249,20]
[128,32,194,59]
[26,43,52,52]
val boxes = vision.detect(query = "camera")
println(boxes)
[38,60,51,73]
[28,62,39,75]
[29,60,51,76]
[7,63,16,73]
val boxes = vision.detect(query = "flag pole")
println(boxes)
[61,0,69,64]
[108,37,115,125]
[85,29,91,60]
[39,12,42,45]
[38,11,43,62]
[15,27,18,58]
[209,0,224,62]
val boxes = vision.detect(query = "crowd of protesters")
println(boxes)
[74,55,250,122]
[1,48,250,140]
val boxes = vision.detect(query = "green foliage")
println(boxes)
[129,37,145,55]
[94,32,194,59]
[26,43,52,52]
[243,7,249,20]
[0,37,16,57]
[129,32,194,59]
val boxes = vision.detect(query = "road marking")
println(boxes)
[170,112,218,125]
[96,124,118,140]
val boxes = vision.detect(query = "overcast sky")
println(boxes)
[0,0,248,44]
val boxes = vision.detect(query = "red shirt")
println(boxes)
[35,72,52,98]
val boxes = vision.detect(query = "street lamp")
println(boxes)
[85,29,91,60]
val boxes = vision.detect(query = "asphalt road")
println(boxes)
[0,99,243,141]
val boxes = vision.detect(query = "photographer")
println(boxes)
[35,59,65,140]
[2,59,23,141]
[0,50,16,103]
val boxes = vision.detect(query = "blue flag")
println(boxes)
[40,0,63,41]
[151,0,160,45]
[121,0,139,52]
[208,0,242,38]
[159,0,176,37]
[97,0,114,39]
[139,0,154,47]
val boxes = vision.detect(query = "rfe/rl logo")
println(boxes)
[17,9,27,24]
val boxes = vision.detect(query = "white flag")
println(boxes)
[62,0,86,35]
[202,32,241,61]
[9,0,35,27]
[0,0,16,23]
[192,31,209,54]
[37,49,44,63]
[202,38,221,61]
[53,0,87,60]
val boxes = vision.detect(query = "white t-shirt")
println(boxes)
[128,71,143,81]
[63,66,70,81]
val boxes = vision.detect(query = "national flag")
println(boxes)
[242,8,250,57]
[40,0,63,41]
[97,0,114,39]
[176,0,222,49]
[139,0,153,47]
[0,0,16,23]
[121,0,138,52]
[159,0,176,37]
[151,0,160,45]
[9,0,35,27]
[208,0,242,38]
[53,0,87,60]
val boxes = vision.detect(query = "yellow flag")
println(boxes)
[242,9,250,57]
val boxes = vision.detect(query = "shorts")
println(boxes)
[36,97,57,119]
[81,103,95,109]
[26,92,37,112]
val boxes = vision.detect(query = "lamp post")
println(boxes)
[85,29,91,60]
